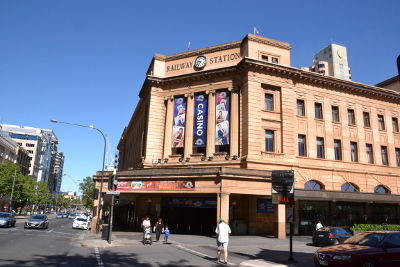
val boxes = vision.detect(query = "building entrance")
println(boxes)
[162,198,217,234]
[163,206,216,234]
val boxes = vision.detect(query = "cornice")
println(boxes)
[244,57,400,101]
[154,40,242,62]
[245,34,292,50]
[142,57,400,101]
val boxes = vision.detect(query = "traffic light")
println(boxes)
[108,174,114,190]
[108,174,118,190]
[92,188,99,200]
[115,196,120,205]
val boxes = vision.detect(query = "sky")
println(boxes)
[1,1,399,194]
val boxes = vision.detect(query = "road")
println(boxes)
[0,216,318,266]
[0,214,90,266]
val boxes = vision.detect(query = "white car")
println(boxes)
[72,217,90,230]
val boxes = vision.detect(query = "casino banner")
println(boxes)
[116,180,195,190]
[215,91,230,145]
[193,94,207,147]
[172,97,186,148]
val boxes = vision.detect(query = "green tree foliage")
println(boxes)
[0,162,37,210]
[56,193,71,209]
[79,176,94,209]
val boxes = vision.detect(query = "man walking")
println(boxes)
[215,218,231,264]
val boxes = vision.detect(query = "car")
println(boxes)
[312,226,352,246]
[62,213,68,218]
[314,231,400,267]
[56,213,64,219]
[72,217,90,230]
[24,214,49,229]
[0,212,16,227]
[68,213,76,219]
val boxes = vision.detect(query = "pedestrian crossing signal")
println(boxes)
[115,196,120,205]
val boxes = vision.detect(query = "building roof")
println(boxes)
[375,75,399,88]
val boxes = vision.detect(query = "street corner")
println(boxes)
[239,259,297,267]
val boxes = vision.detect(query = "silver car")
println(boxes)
[24,214,49,229]
[0,212,16,227]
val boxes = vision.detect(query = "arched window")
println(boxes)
[341,182,359,192]
[304,180,323,190]
[374,185,390,194]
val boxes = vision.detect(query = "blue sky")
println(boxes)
[1,1,399,194]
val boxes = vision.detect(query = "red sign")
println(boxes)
[116,180,195,190]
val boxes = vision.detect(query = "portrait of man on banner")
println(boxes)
[172,126,184,147]
[216,121,229,145]
[172,97,186,148]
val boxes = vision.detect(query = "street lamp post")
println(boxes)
[51,119,106,234]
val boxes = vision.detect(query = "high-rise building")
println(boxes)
[304,43,351,80]
[0,124,64,196]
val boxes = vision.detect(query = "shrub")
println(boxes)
[351,224,400,232]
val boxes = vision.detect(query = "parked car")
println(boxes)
[72,217,90,230]
[68,213,76,219]
[62,213,68,218]
[24,214,49,229]
[0,212,16,227]
[312,226,352,246]
[56,213,64,219]
[314,231,400,267]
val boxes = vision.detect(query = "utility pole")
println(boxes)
[9,170,16,212]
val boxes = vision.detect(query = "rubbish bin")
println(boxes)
[101,224,109,240]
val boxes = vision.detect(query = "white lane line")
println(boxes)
[175,245,218,261]
[94,248,104,267]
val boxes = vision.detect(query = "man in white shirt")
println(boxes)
[215,218,231,264]
[316,221,323,230]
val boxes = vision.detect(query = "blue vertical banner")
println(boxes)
[171,97,186,148]
[193,94,207,147]
[215,91,230,145]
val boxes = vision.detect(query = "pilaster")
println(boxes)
[184,92,194,158]
[206,90,216,157]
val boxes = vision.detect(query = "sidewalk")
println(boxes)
[80,230,315,267]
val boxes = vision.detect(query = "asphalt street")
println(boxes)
[0,215,319,267]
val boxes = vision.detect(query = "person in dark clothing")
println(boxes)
[153,218,164,242]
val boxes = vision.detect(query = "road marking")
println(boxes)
[95,248,104,267]
[175,245,225,263]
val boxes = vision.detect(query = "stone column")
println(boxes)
[229,88,239,156]
[217,191,230,225]
[184,93,194,158]
[163,96,174,158]
[206,90,216,157]
[274,204,286,239]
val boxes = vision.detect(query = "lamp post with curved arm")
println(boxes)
[50,119,106,234]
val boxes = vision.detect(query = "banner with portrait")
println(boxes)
[172,97,186,148]
[193,94,207,147]
[215,91,230,145]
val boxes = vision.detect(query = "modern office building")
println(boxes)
[302,43,352,81]
[92,34,400,237]
[0,124,64,196]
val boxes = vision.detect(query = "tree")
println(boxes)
[0,162,37,210]
[79,176,94,209]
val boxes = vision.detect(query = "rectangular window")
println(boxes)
[392,118,399,132]
[378,115,385,130]
[271,57,278,64]
[334,139,342,160]
[348,109,355,125]
[261,55,268,62]
[366,144,374,164]
[315,103,323,119]
[265,131,274,152]
[298,135,306,156]
[26,143,35,147]
[350,142,358,162]
[363,112,370,127]
[381,146,388,165]
[264,94,273,111]
[297,100,305,116]
[316,137,324,159]
[396,148,400,167]
[332,106,339,122]
[27,150,34,154]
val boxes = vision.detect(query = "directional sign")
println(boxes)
[106,190,120,195]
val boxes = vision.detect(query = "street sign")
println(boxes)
[106,190,120,195]
[271,170,294,205]
[286,207,293,223]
